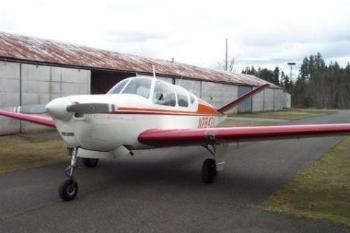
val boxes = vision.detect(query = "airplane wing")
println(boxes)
[138,124,350,147]
[0,109,55,128]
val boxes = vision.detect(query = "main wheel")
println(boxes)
[201,158,217,184]
[58,178,79,201]
[82,158,99,168]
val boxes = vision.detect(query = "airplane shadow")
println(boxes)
[71,147,291,203]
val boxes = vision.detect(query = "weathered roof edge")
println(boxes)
[0,32,280,88]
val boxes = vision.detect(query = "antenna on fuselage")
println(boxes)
[152,65,157,79]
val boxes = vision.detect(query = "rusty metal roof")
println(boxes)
[0,32,279,88]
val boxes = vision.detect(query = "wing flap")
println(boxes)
[138,124,350,146]
[0,109,55,128]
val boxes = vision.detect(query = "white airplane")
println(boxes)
[1,75,350,201]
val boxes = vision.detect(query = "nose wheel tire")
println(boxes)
[202,158,218,184]
[59,178,79,201]
[82,158,99,168]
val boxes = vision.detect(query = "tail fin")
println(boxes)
[217,84,269,113]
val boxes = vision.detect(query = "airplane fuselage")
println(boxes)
[47,77,226,152]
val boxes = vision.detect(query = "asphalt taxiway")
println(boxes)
[1,111,350,233]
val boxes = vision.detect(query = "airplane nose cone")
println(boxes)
[46,98,73,120]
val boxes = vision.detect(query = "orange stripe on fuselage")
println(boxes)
[116,103,223,116]
[197,100,222,115]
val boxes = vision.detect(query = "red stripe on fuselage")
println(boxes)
[113,105,224,117]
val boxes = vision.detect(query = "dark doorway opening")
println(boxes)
[91,70,136,94]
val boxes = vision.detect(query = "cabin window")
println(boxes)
[107,79,129,94]
[153,80,176,106]
[175,86,189,107]
[190,95,195,104]
[122,78,152,99]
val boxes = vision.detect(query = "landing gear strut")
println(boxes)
[59,147,79,201]
[201,158,217,184]
[201,143,229,184]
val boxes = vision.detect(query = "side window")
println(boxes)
[175,86,189,107]
[190,95,196,104]
[153,81,176,106]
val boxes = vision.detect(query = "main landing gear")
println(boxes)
[201,158,217,183]
[201,143,228,184]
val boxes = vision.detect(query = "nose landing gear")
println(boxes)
[59,148,79,201]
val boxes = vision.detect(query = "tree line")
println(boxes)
[241,53,350,108]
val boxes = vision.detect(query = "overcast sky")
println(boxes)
[1,0,350,77]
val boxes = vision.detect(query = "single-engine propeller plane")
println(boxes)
[1,74,350,201]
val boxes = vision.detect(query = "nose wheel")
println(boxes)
[59,147,79,201]
[59,178,79,201]
[201,158,217,184]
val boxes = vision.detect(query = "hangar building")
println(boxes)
[0,32,291,135]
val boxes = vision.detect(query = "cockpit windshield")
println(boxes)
[107,78,152,99]
[107,77,196,107]
[107,79,129,94]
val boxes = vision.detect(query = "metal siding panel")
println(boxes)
[238,86,252,113]
[285,92,291,108]
[263,88,274,111]
[252,91,264,112]
[274,89,284,110]
[175,79,201,97]
[157,76,174,84]
[0,61,20,135]
[20,64,90,133]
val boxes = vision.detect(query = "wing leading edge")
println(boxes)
[138,124,350,147]
[0,109,55,128]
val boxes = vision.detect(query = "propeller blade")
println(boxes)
[66,103,116,114]
[15,104,47,114]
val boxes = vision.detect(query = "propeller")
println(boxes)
[66,103,116,114]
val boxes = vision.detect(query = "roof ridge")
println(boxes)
[0,31,279,88]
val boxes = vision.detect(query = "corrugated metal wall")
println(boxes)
[0,61,91,135]
[0,61,20,134]
[0,60,291,135]
[238,85,253,113]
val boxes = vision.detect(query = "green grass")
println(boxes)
[221,108,335,127]
[236,108,335,120]
[0,135,68,174]
[262,136,350,227]
[219,117,287,127]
